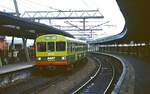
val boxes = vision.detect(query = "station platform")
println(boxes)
[0,62,35,75]
[104,52,150,94]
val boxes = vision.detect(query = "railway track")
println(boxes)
[0,69,64,94]
[0,53,122,94]
[0,58,88,94]
[71,53,122,94]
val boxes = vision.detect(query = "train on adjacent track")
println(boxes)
[35,34,87,69]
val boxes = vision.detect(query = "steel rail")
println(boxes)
[72,56,102,94]
[96,52,126,94]
[103,55,115,94]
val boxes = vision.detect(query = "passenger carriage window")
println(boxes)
[67,42,70,52]
[56,41,66,51]
[48,42,54,51]
[37,42,46,52]
[70,42,73,52]
[72,43,75,51]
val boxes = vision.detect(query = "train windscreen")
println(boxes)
[48,42,54,51]
[56,41,66,51]
[37,42,46,52]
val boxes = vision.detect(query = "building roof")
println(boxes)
[94,0,150,44]
[0,12,74,39]
[116,0,150,41]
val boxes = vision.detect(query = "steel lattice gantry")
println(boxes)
[22,10,104,20]
[21,9,105,39]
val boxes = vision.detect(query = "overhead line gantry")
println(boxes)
[21,9,105,39]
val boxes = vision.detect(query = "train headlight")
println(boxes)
[61,56,66,60]
[38,57,41,61]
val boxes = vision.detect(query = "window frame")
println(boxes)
[47,42,55,52]
[56,41,66,51]
[36,42,46,52]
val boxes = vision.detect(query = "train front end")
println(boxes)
[35,34,67,67]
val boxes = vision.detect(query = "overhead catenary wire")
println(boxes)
[19,0,59,14]
[81,0,104,19]
[23,0,46,9]
[25,0,50,8]
[0,4,15,11]
[81,0,91,9]
[19,0,106,40]
[25,0,60,11]
[21,0,39,10]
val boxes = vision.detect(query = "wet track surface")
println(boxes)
[75,53,122,94]
[80,55,114,94]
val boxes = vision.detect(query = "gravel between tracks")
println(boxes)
[38,57,96,94]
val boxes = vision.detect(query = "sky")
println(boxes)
[0,0,125,45]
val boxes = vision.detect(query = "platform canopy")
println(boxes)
[116,0,150,41]
[92,0,150,44]
[0,12,74,39]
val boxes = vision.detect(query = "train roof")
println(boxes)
[65,37,87,44]
[36,34,87,44]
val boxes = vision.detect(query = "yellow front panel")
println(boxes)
[36,51,67,57]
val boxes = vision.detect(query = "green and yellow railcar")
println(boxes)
[35,34,87,67]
